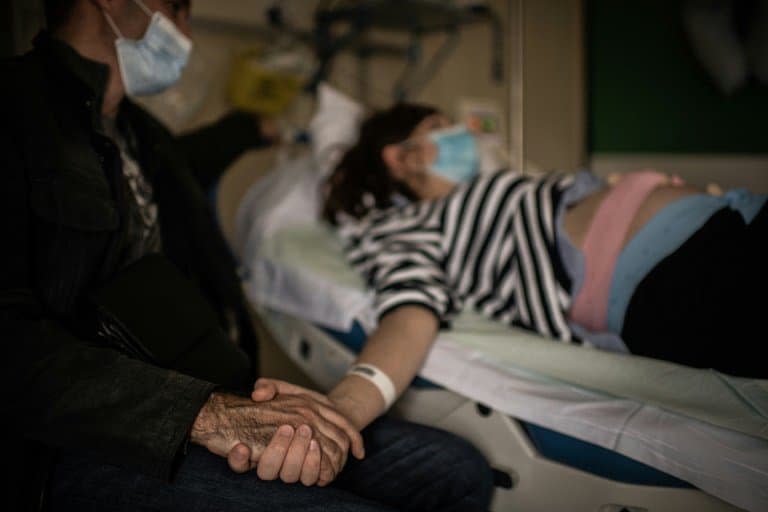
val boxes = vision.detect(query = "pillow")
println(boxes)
[235,84,364,256]
[234,152,319,256]
[308,82,365,177]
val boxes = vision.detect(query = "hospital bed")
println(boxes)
[223,86,768,512]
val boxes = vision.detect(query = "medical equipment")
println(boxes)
[227,41,315,116]
[262,0,503,103]
[224,84,768,512]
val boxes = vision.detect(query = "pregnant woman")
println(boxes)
[310,102,766,432]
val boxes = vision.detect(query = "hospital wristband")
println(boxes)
[346,363,397,410]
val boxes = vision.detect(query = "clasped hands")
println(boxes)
[190,378,363,487]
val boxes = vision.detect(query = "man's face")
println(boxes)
[113,0,191,40]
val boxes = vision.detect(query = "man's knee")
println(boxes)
[430,430,494,508]
[339,416,494,511]
[380,419,494,509]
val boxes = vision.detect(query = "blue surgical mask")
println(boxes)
[103,0,192,97]
[427,124,480,183]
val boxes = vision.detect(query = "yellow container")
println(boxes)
[227,47,305,116]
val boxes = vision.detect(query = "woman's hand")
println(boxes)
[248,378,365,485]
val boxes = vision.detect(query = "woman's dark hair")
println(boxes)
[322,102,438,225]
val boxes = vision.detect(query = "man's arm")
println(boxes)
[175,111,279,191]
[1,300,216,480]
[0,136,359,484]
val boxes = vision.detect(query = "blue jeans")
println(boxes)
[48,416,494,511]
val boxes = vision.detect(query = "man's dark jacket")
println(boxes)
[0,34,268,508]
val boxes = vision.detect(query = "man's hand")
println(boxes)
[250,378,366,456]
[191,390,362,486]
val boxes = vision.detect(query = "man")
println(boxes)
[0,0,494,510]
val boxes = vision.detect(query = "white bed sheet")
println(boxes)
[233,150,768,512]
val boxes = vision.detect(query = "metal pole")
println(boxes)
[509,0,525,173]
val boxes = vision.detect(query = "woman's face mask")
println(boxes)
[103,0,193,97]
[400,123,480,184]
[426,124,480,183]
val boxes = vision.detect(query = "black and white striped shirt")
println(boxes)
[338,171,579,342]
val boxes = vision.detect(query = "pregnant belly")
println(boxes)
[564,182,704,250]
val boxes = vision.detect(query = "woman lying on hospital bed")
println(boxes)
[261,102,767,434]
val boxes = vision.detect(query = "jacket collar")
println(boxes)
[32,31,129,126]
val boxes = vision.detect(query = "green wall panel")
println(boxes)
[587,0,768,153]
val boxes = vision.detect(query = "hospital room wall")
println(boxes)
[513,0,586,173]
